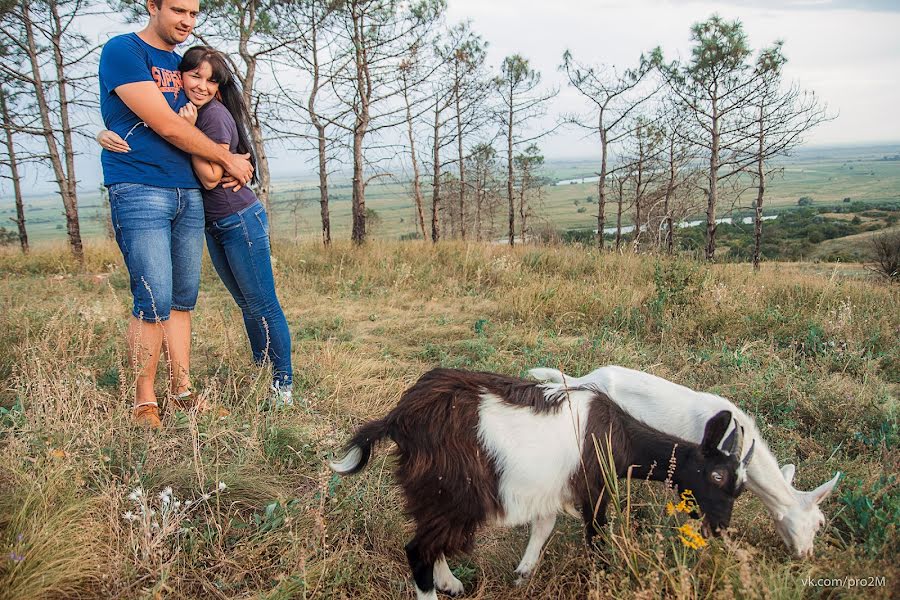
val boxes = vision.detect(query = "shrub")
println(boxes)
[797,196,813,206]
[836,474,899,556]
[869,230,900,282]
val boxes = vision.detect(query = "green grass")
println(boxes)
[0,239,898,598]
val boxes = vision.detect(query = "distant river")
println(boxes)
[601,214,778,235]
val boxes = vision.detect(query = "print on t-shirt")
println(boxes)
[151,67,182,99]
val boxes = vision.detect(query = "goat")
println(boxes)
[329,368,752,599]
[528,365,841,558]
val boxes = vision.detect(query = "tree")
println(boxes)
[747,42,831,269]
[441,22,489,239]
[0,76,30,253]
[655,15,763,261]
[513,143,543,243]
[561,50,658,250]
[467,142,499,240]
[1,0,97,261]
[493,54,556,246]
[269,0,345,246]
[620,117,664,250]
[330,0,444,244]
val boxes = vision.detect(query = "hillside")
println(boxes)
[0,240,897,599]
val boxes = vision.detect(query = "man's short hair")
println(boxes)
[150,0,163,8]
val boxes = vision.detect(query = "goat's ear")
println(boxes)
[781,464,796,485]
[701,410,732,456]
[805,472,841,505]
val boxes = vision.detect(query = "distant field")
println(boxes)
[2,144,899,244]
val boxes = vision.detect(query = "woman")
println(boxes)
[99,46,294,411]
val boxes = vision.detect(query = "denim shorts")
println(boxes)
[108,183,204,322]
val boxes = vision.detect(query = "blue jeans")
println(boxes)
[206,202,293,389]
[108,183,204,322]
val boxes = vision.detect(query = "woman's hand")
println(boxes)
[179,103,198,126]
[96,130,130,153]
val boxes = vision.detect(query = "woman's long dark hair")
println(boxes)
[179,46,258,184]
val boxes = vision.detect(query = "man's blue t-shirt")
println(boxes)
[99,33,199,188]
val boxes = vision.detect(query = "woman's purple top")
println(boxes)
[195,99,257,222]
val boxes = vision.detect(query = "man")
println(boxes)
[99,0,252,427]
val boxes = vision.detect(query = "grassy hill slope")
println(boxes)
[0,240,897,598]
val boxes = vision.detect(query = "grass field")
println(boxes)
[4,144,900,244]
[0,239,897,599]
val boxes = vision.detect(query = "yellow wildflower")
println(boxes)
[678,523,708,550]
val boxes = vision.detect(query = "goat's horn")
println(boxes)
[730,425,745,457]
[721,426,737,455]
[742,438,756,467]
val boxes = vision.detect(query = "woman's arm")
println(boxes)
[97,130,131,153]
[192,143,229,190]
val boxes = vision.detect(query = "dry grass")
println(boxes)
[0,239,897,599]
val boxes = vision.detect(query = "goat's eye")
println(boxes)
[711,470,724,484]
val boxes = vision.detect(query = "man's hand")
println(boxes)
[223,153,253,187]
[178,103,198,126]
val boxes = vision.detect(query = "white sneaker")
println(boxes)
[267,384,294,410]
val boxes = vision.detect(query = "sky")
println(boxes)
[3,0,900,197]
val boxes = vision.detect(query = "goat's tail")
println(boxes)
[328,417,391,475]
[528,367,566,383]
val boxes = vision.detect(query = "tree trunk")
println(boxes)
[705,95,720,261]
[455,78,466,240]
[25,2,81,260]
[597,127,607,250]
[753,103,765,270]
[308,20,330,246]
[664,135,676,254]
[615,180,624,251]
[350,4,369,245]
[0,89,28,254]
[315,123,331,246]
[402,79,425,239]
[238,1,272,218]
[431,98,441,243]
[506,85,514,246]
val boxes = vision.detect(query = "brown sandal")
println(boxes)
[171,390,209,413]
[133,401,162,429]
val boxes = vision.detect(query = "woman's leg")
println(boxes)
[206,217,270,366]
[211,204,293,389]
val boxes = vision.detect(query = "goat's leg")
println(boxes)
[433,554,464,596]
[405,539,437,600]
[514,513,557,585]
[581,496,609,549]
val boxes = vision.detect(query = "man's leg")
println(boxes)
[127,317,164,406]
[109,183,177,424]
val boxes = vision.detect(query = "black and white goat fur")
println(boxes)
[329,368,752,599]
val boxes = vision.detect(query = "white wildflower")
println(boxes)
[218,481,227,491]
[184,500,192,506]
[122,511,135,521]
[128,487,143,501]
[201,493,211,501]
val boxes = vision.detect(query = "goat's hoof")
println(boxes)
[513,567,533,587]
[435,576,464,597]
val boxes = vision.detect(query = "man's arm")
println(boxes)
[115,81,253,185]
